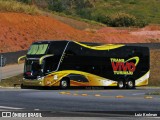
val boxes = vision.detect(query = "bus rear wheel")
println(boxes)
[127,80,135,89]
[60,79,69,89]
[117,80,125,89]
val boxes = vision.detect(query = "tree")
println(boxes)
[17,0,34,4]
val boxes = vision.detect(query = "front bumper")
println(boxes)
[22,79,44,86]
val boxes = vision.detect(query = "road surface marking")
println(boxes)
[132,93,145,95]
[73,93,78,96]
[81,94,88,96]
[59,92,66,94]
[95,94,101,97]
[116,95,124,98]
[144,96,153,99]
[65,92,71,95]
[0,106,24,110]
[58,91,156,100]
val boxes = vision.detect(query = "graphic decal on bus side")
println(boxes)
[110,56,139,75]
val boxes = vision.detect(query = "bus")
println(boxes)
[18,40,150,89]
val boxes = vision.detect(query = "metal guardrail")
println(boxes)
[1,50,27,65]
[0,55,6,81]
[0,51,26,81]
[0,54,23,81]
[125,43,160,49]
[0,55,6,67]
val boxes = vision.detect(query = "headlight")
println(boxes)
[37,76,44,80]
[53,75,58,80]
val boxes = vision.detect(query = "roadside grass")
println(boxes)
[0,0,105,30]
[0,74,22,87]
[39,0,160,26]
[0,0,160,28]
[41,10,106,30]
[0,0,40,15]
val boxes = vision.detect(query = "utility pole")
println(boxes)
[0,55,6,82]
[0,55,2,82]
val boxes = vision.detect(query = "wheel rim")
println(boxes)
[128,81,133,88]
[118,81,124,88]
[61,81,67,88]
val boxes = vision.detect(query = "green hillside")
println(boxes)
[17,0,160,27]
[0,0,40,14]
[1,0,160,27]
[0,0,105,29]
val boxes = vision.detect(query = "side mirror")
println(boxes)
[39,54,54,65]
[18,55,26,64]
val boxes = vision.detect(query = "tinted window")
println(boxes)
[27,44,48,55]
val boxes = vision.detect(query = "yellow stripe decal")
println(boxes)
[125,56,140,66]
[135,71,150,86]
[45,70,117,86]
[74,41,124,50]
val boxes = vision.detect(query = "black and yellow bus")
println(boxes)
[18,40,150,89]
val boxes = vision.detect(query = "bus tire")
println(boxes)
[60,78,69,89]
[21,84,27,89]
[117,80,125,89]
[127,80,135,89]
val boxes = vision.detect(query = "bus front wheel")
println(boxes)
[60,79,69,89]
[21,84,28,89]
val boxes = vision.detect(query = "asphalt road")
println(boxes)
[0,87,159,117]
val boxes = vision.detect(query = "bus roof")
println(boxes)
[32,40,103,46]
[32,40,69,44]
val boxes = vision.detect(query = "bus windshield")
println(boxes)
[27,44,48,55]
[24,60,43,78]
